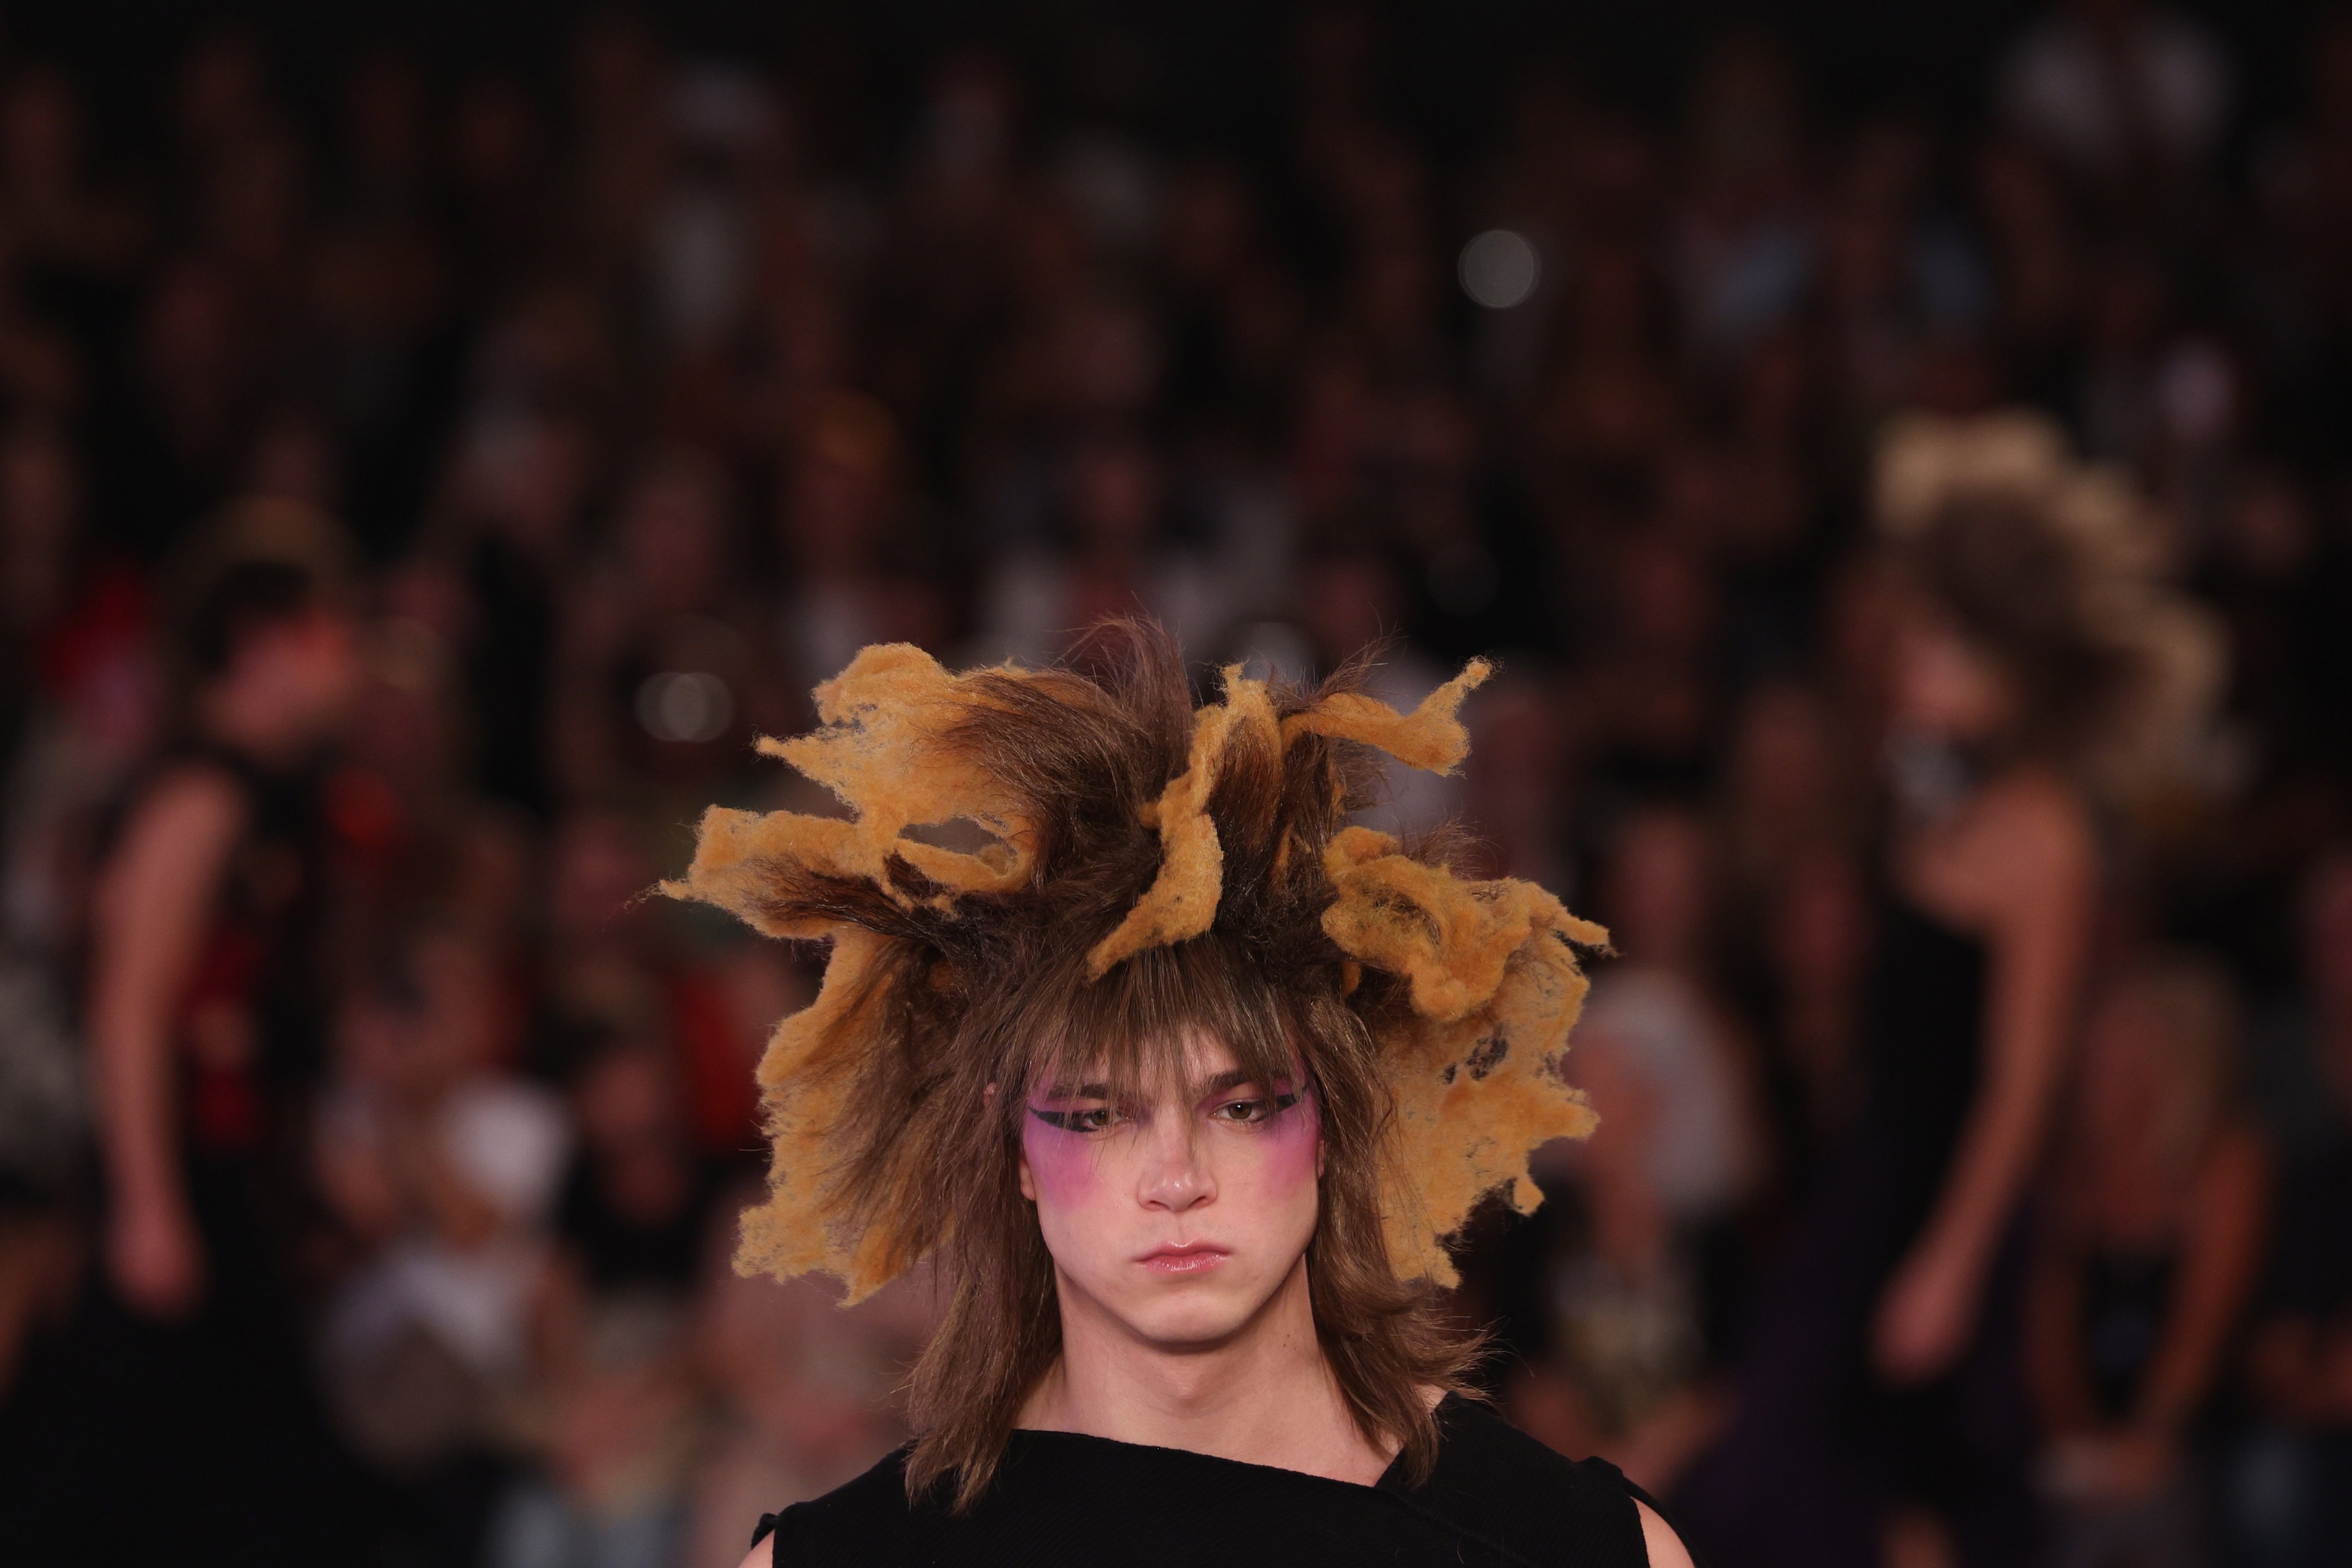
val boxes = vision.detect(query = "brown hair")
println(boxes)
[1906,489,2144,765]
[669,621,1605,1511]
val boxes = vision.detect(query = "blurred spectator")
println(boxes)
[484,1033,719,1568]
[774,393,947,694]
[1462,669,1578,894]
[1581,806,1764,1233]
[1676,34,1814,358]
[681,1260,936,1568]
[2026,953,2268,1568]
[978,428,1235,666]
[65,503,367,1562]
[1996,0,2232,217]
[2223,852,2352,1567]
[1747,843,1875,1195]
[0,960,84,1397]
[315,925,567,1437]
[315,922,570,1562]
[1508,806,1762,1494]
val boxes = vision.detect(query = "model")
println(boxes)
[667,622,1695,1566]
[1681,411,2223,1566]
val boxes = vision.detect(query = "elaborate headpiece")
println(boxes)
[666,628,1607,1297]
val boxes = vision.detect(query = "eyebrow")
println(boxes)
[1035,1081,1113,1102]
[1035,1069,1300,1102]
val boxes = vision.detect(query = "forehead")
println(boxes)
[1035,1027,1274,1099]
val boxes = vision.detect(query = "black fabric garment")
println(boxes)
[1855,893,1990,1215]
[2080,1245,2179,1423]
[0,1156,373,1567]
[1679,889,2042,1568]
[90,740,338,1106]
[752,1394,1654,1566]
[2264,1130,2352,1323]
[0,745,365,1567]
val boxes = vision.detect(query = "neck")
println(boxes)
[1022,1254,1391,1484]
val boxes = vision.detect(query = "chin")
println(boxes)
[1116,1276,1274,1349]
[1127,1301,1258,1349]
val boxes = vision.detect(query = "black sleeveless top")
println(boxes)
[1855,891,1988,1227]
[753,1395,1656,1566]
[85,741,334,1157]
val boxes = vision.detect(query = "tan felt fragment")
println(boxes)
[768,643,1037,905]
[1084,670,1281,978]
[1283,658,1493,773]
[1376,929,1598,1285]
[662,806,860,939]
[736,928,896,1285]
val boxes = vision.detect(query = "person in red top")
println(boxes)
[60,502,366,1566]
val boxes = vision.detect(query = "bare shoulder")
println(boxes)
[1636,1499,1698,1568]
[1929,766,2093,924]
[733,1543,770,1568]
[119,764,247,860]
[111,762,244,870]
[96,763,247,913]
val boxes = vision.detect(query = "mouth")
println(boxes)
[1137,1242,1232,1276]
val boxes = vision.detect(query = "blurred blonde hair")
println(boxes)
[1874,411,2225,808]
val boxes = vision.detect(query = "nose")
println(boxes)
[1136,1111,1214,1214]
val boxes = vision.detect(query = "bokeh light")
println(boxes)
[1459,229,1540,309]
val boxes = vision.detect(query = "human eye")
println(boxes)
[1031,1102,1119,1134]
[1210,1088,1299,1126]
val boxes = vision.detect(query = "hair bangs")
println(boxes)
[995,934,1311,1122]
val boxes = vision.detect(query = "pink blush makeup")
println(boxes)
[1253,1093,1320,1189]
[1020,1112,1101,1203]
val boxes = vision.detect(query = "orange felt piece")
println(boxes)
[658,805,860,939]
[768,643,1036,905]
[1084,668,1280,978]
[735,927,902,1291]
[1376,917,1601,1285]
[1315,824,1608,1284]
[1281,658,1493,773]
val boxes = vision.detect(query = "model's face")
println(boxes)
[1890,607,2011,744]
[1019,1031,1322,1351]
[234,608,363,742]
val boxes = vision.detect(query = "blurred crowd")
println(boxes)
[2,3,2351,1566]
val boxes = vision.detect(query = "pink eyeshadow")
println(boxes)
[1259,1094,1321,1187]
[1021,1114,1100,1200]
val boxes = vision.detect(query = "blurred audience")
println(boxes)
[2026,954,2268,1568]
[2223,853,2352,1568]
[0,7,2344,1566]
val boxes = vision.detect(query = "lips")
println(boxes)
[1137,1242,1231,1276]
